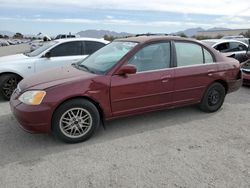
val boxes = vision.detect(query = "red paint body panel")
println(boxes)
[9,36,242,134]
[110,69,174,116]
[173,63,218,105]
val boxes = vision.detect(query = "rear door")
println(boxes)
[110,42,174,116]
[173,41,217,106]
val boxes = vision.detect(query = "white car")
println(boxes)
[201,39,248,62]
[201,39,248,54]
[0,38,109,100]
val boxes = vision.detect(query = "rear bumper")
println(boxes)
[227,78,242,93]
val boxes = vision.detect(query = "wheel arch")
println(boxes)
[0,72,23,80]
[51,96,105,130]
[213,79,228,94]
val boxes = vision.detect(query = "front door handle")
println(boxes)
[161,75,172,83]
[207,69,215,73]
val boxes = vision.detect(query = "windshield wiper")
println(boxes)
[72,63,96,74]
[79,64,96,74]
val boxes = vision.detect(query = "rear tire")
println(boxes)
[199,82,226,112]
[0,74,21,100]
[52,99,100,143]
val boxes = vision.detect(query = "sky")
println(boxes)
[0,0,250,36]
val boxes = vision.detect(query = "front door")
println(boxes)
[110,42,174,116]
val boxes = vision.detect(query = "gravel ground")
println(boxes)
[0,44,30,57]
[0,45,250,188]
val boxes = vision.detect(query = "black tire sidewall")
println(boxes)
[52,99,100,143]
[0,74,20,100]
[200,83,226,112]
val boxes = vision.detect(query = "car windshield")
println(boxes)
[25,41,58,57]
[77,41,138,74]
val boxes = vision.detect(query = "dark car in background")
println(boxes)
[10,36,242,143]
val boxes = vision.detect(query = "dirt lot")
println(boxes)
[0,45,250,188]
[0,44,30,57]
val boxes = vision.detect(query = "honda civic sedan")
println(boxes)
[10,36,242,143]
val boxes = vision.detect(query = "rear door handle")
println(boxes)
[207,69,215,76]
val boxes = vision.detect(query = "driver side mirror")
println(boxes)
[116,65,137,75]
[44,51,51,58]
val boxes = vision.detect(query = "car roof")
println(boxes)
[115,36,198,44]
[54,37,110,44]
[201,39,248,46]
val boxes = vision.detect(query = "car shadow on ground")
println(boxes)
[0,103,218,167]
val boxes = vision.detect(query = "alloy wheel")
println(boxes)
[59,108,93,138]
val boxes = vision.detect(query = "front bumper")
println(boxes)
[9,93,52,134]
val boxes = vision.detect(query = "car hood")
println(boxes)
[0,53,29,63]
[19,65,96,91]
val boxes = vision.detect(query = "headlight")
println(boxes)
[18,90,46,105]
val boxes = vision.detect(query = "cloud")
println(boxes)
[106,15,114,19]
[1,0,250,16]
[0,16,223,28]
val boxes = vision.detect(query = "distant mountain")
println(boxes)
[0,30,15,37]
[77,29,132,38]
[174,27,204,37]
[175,27,232,37]
[207,27,231,31]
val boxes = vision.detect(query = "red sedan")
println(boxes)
[10,36,242,143]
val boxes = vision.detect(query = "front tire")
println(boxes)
[52,99,100,143]
[0,74,21,100]
[199,82,226,112]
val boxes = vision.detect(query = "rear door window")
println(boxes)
[50,41,82,57]
[175,42,203,67]
[229,42,247,52]
[84,41,106,55]
[214,42,230,52]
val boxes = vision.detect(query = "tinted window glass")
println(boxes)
[50,41,82,57]
[229,42,247,52]
[214,42,230,52]
[204,48,214,63]
[128,42,171,72]
[84,41,106,55]
[175,42,203,67]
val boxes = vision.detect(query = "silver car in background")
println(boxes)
[201,39,248,62]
